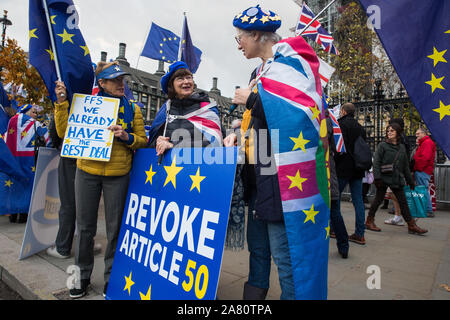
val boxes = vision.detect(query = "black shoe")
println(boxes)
[8,214,17,223]
[69,279,90,299]
[103,282,108,297]
[17,213,28,223]
[338,250,348,259]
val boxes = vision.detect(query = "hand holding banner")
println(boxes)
[60,94,119,161]
[106,147,237,300]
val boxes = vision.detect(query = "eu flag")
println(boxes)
[141,21,202,72]
[180,16,202,73]
[29,0,94,102]
[359,0,450,159]
[0,81,11,135]
[0,135,29,215]
[141,23,181,64]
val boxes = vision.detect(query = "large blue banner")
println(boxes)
[106,147,237,300]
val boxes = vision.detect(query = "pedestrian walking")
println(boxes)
[334,103,368,245]
[365,123,427,235]
[412,127,436,218]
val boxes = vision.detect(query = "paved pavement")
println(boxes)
[0,200,449,300]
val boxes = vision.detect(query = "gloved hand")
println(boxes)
[374,179,384,188]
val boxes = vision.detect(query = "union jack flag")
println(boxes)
[295,3,339,55]
[257,36,330,299]
[328,107,346,153]
[1,112,51,215]
[5,113,50,157]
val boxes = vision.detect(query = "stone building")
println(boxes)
[103,43,243,129]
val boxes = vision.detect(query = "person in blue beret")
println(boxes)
[224,5,295,300]
[148,61,223,155]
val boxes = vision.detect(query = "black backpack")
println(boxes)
[352,135,373,171]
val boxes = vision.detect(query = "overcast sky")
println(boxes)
[2,0,304,98]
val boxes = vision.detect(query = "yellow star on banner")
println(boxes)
[290,131,310,152]
[325,221,330,240]
[123,271,135,296]
[425,73,445,93]
[145,164,156,185]
[287,170,308,192]
[311,104,321,120]
[241,15,249,23]
[80,45,90,56]
[139,285,151,300]
[45,48,55,61]
[4,180,13,188]
[303,204,320,224]
[163,156,183,189]
[189,167,206,192]
[50,15,57,24]
[57,28,75,44]
[31,166,36,172]
[9,128,14,135]
[250,17,258,24]
[21,131,28,138]
[427,47,447,67]
[105,141,112,147]
[433,101,450,121]
[64,138,71,145]
[29,28,38,40]
[260,15,270,24]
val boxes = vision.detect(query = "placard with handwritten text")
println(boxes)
[61,94,119,161]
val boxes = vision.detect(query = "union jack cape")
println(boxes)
[257,36,330,299]
[148,98,222,147]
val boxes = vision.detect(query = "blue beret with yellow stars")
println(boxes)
[233,5,281,32]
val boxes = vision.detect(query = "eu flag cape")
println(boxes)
[29,0,94,102]
[257,36,330,299]
[359,0,450,159]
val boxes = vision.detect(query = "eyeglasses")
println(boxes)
[174,75,193,82]
[235,34,243,45]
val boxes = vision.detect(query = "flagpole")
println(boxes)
[42,0,62,81]
[177,12,186,61]
[136,20,153,69]
[298,0,337,36]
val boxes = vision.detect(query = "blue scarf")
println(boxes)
[98,91,134,135]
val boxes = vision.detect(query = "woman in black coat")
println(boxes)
[365,123,427,235]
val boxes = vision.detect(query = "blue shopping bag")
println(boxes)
[404,186,428,218]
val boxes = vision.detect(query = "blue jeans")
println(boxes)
[338,177,365,237]
[246,194,295,300]
[330,199,349,254]
[414,171,432,213]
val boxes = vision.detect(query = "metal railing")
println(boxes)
[435,163,450,204]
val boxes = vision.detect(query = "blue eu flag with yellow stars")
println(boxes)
[141,22,202,72]
[359,0,450,158]
[29,0,94,102]
[180,16,202,73]
[106,147,237,300]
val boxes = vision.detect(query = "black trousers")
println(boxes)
[367,184,412,223]
[55,157,77,256]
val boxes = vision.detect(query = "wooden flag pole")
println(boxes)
[42,0,62,81]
